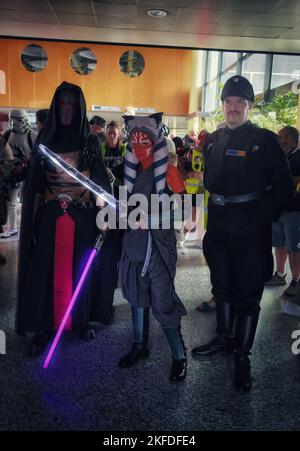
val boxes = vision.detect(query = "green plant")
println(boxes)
[251,91,298,132]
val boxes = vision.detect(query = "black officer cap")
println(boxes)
[89,115,106,128]
[221,75,255,102]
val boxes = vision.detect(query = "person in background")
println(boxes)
[101,120,126,197]
[89,115,106,144]
[265,126,300,296]
[1,109,37,238]
[35,109,49,132]
[0,135,14,263]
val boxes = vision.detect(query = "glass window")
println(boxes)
[271,55,300,89]
[221,69,237,85]
[222,52,238,72]
[205,80,218,113]
[119,51,145,78]
[242,53,266,94]
[21,44,48,72]
[221,52,238,85]
[70,47,97,75]
[207,51,220,82]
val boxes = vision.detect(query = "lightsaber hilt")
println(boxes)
[94,230,107,253]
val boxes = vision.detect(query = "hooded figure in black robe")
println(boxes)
[16,81,116,356]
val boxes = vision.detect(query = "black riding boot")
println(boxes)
[192,302,234,356]
[119,308,150,368]
[162,326,187,382]
[27,331,52,357]
[79,325,96,341]
[233,313,259,392]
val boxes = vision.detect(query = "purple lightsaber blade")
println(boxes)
[43,248,97,369]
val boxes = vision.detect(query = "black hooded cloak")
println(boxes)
[16,82,117,335]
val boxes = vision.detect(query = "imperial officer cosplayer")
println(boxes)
[192,75,294,392]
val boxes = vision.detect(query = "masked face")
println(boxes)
[9,110,28,134]
[131,131,153,162]
[57,90,78,126]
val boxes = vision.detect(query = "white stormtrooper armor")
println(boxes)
[6,109,37,159]
[1,109,37,238]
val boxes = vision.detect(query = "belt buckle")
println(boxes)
[212,194,225,206]
[59,200,71,210]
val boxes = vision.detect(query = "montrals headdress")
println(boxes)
[123,112,169,194]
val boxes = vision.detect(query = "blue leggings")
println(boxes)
[131,306,185,360]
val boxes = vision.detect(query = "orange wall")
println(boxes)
[0,38,192,115]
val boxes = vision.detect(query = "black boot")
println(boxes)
[169,357,187,382]
[234,351,252,392]
[192,334,234,356]
[79,325,96,341]
[162,326,187,382]
[119,308,150,368]
[233,313,259,392]
[27,332,52,357]
[118,342,150,368]
[192,302,234,357]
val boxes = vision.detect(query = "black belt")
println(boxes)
[210,192,259,206]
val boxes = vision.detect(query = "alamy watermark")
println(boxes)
[96,187,203,231]
[0,330,6,355]
[291,329,300,355]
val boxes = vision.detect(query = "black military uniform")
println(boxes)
[192,76,294,392]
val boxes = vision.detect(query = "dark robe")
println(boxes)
[16,81,115,335]
[120,167,187,328]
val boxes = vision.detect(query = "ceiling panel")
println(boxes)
[254,14,300,27]
[93,0,136,3]
[174,21,249,36]
[96,15,136,29]
[182,0,231,9]
[241,26,289,38]
[0,10,58,24]
[208,23,250,36]
[139,0,183,6]
[216,10,300,27]
[136,20,174,31]
[178,8,222,22]
[226,0,281,13]
[278,28,300,39]
[94,3,138,17]
[57,14,97,27]
[215,11,265,25]
[49,0,94,15]
[0,0,299,54]
[272,0,300,14]
[0,0,52,11]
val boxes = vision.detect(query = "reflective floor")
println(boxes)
[0,236,299,431]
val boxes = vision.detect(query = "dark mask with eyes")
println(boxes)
[56,89,79,126]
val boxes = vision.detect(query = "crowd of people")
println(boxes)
[0,75,299,392]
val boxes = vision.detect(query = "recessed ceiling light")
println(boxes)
[146,9,168,18]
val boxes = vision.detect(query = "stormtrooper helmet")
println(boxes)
[9,109,30,134]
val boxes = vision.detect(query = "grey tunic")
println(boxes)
[120,167,187,328]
